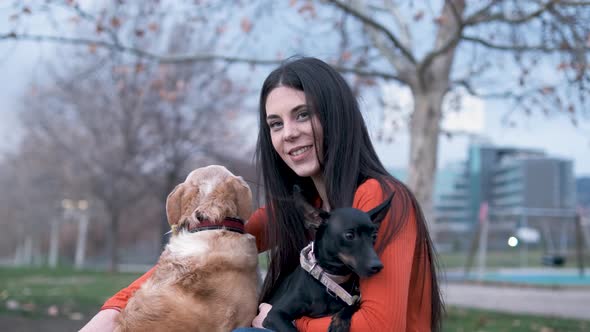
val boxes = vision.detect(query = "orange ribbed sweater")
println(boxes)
[102,179,432,331]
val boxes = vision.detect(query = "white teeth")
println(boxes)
[291,146,311,156]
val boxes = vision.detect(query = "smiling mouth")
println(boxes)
[289,145,312,156]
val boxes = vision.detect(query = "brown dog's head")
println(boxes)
[165,165,252,234]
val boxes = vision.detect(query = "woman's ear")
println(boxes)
[368,192,395,225]
[293,185,329,229]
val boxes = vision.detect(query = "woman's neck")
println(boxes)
[311,174,330,211]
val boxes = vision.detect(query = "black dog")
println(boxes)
[263,189,394,332]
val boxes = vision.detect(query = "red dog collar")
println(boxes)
[187,217,245,234]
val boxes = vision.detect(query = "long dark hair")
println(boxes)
[255,56,443,331]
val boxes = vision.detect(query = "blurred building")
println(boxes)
[389,143,577,250]
[435,143,576,250]
[577,177,590,211]
[437,143,575,221]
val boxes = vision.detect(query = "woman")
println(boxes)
[81,56,443,332]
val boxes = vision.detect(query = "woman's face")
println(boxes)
[265,86,323,178]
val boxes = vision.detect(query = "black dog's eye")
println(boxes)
[344,232,355,240]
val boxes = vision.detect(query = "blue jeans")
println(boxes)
[232,329,273,332]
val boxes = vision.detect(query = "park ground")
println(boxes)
[1,265,589,332]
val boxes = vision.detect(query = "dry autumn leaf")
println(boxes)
[216,24,228,35]
[241,18,252,33]
[111,17,121,28]
[298,3,316,17]
[148,22,159,32]
[413,10,424,21]
[341,51,352,62]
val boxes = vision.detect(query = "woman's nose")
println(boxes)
[283,122,300,141]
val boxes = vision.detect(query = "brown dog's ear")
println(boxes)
[229,176,253,220]
[166,183,186,227]
[293,185,329,230]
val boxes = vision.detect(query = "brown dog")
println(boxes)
[116,165,259,332]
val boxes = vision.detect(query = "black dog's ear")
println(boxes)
[368,192,395,225]
[304,209,330,230]
[293,185,329,229]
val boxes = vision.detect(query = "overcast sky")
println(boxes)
[1,6,589,177]
[367,85,590,176]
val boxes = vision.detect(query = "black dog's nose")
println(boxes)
[369,263,383,274]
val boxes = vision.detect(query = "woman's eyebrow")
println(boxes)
[266,105,307,121]
[291,104,307,113]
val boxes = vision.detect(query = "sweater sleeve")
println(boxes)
[101,265,157,311]
[245,206,269,252]
[295,179,418,332]
[101,206,269,311]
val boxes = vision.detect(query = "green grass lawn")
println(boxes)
[0,266,588,331]
[0,266,142,318]
[439,249,590,270]
[444,307,589,332]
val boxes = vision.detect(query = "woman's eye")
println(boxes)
[344,232,355,240]
[268,121,283,131]
[296,111,310,121]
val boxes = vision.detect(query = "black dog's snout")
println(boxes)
[369,262,384,274]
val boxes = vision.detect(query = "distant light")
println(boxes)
[61,199,74,210]
[78,200,88,210]
[516,227,540,244]
[508,236,519,247]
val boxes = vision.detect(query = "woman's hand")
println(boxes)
[79,309,119,332]
[252,302,272,328]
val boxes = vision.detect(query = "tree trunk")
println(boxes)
[407,89,445,238]
[107,210,120,272]
[74,212,89,270]
[48,218,60,268]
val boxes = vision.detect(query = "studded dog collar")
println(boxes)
[299,242,360,306]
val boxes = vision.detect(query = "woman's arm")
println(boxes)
[100,265,157,311]
[295,179,426,331]
[97,206,269,313]
[79,308,120,332]
[245,206,269,252]
[81,207,269,331]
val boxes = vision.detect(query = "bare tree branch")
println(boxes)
[562,1,590,5]
[334,64,403,82]
[418,0,465,82]
[383,0,412,51]
[465,0,557,26]
[452,78,479,96]
[463,1,500,26]
[0,32,284,65]
[325,0,417,64]
[1,32,403,81]
[462,35,588,52]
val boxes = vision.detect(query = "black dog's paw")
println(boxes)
[328,303,360,332]
[328,314,347,332]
